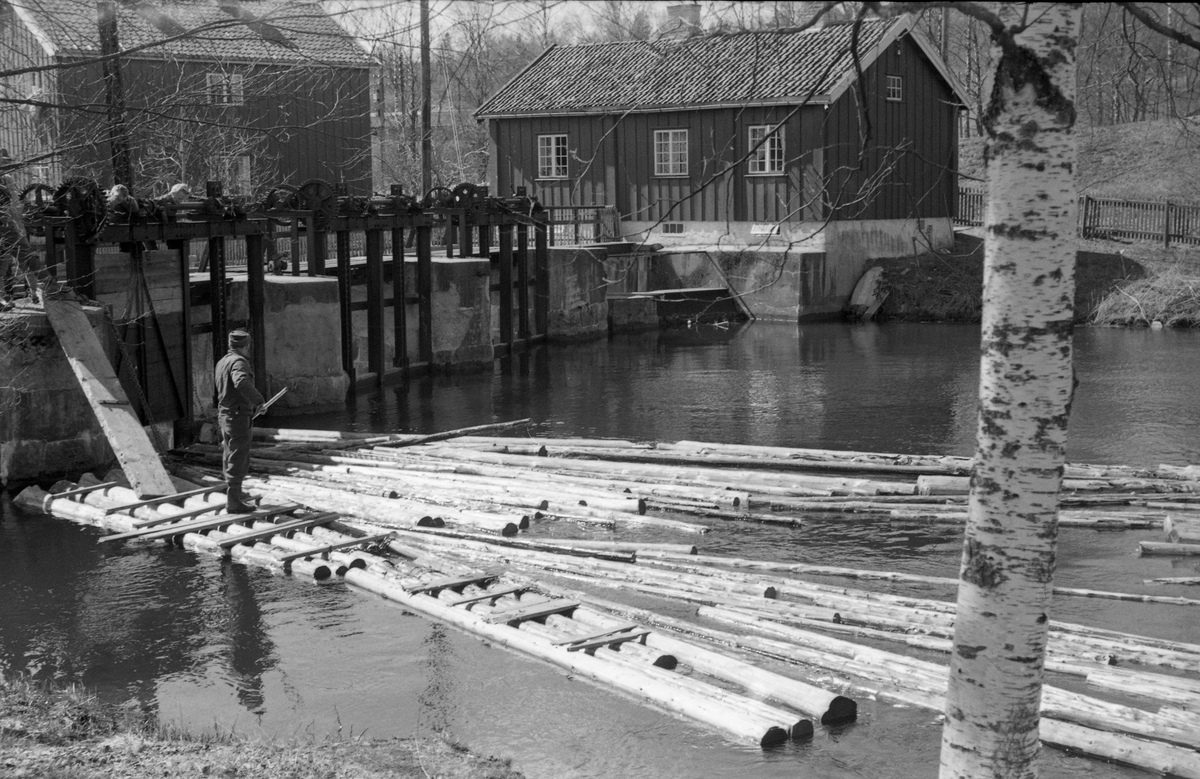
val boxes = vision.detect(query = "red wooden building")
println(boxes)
[0,0,375,196]
[476,15,967,250]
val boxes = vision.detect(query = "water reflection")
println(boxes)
[5,321,1200,779]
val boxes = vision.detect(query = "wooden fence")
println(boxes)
[956,189,1200,247]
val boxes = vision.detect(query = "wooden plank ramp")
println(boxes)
[43,298,176,497]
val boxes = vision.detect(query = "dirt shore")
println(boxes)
[871,231,1150,324]
[0,674,524,779]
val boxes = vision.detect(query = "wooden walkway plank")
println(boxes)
[43,299,176,497]
[103,485,226,515]
[485,600,580,625]
[405,570,503,594]
[565,629,651,652]
[272,533,395,564]
[50,481,121,500]
[216,512,341,550]
[100,504,301,543]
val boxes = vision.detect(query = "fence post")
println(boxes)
[1164,201,1173,248]
[1080,195,1090,239]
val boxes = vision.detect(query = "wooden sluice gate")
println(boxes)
[16,426,1200,774]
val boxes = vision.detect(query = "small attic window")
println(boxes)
[219,4,295,48]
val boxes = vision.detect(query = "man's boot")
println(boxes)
[225,480,255,514]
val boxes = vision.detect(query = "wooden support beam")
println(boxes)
[273,532,394,564]
[566,629,652,652]
[550,623,643,646]
[391,227,408,370]
[486,599,580,625]
[534,218,549,337]
[516,222,530,342]
[365,228,384,383]
[245,232,267,395]
[101,503,302,543]
[450,585,530,606]
[305,216,321,276]
[130,502,227,528]
[207,236,226,365]
[168,238,195,443]
[44,299,176,498]
[216,512,341,550]
[51,481,121,501]
[405,570,502,594]
[416,224,433,365]
[103,484,226,514]
[497,223,513,350]
[336,229,354,383]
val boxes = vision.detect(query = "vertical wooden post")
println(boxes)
[169,238,194,444]
[208,235,226,364]
[416,223,433,366]
[63,220,95,299]
[461,208,474,257]
[1080,195,1090,239]
[516,221,530,342]
[478,215,491,260]
[336,229,354,384]
[290,217,300,276]
[497,223,513,353]
[1164,201,1173,248]
[97,0,133,188]
[45,221,59,280]
[245,231,267,396]
[306,216,321,276]
[392,226,408,371]
[534,215,549,338]
[365,228,384,383]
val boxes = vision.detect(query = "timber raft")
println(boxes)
[16,423,1200,776]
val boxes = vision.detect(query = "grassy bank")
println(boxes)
[872,232,1146,324]
[0,672,523,779]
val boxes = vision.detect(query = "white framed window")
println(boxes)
[220,154,252,195]
[886,75,903,102]
[653,129,688,177]
[537,134,568,179]
[748,125,784,175]
[207,72,244,105]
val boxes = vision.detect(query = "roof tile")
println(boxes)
[15,0,370,67]
[477,19,895,116]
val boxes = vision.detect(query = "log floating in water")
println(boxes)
[1140,541,1200,556]
[1166,515,1200,543]
[344,567,801,747]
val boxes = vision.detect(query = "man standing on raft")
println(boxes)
[214,329,264,514]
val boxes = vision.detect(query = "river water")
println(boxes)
[3,322,1199,779]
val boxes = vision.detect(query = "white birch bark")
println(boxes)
[939,4,1081,778]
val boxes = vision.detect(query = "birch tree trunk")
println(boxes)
[939,5,1081,778]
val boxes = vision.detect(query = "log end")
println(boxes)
[820,696,858,725]
[636,498,647,515]
[537,500,549,510]
[686,545,698,555]
[651,654,678,670]
[501,522,519,537]
[790,718,815,741]
[518,515,531,530]
[763,586,778,599]
[759,725,790,749]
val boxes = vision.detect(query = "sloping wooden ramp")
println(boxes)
[44,298,176,497]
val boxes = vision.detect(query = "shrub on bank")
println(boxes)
[1091,264,1200,327]
[871,234,1145,324]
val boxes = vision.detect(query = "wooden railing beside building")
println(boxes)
[957,188,1200,247]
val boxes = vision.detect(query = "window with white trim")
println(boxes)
[748,125,784,175]
[653,129,688,176]
[537,134,568,179]
[207,72,244,105]
[886,75,903,102]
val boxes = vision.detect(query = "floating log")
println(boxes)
[345,568,798,747]
[1140,541,1200,556]
[1146,577,1200,586]
[372,418,533,448]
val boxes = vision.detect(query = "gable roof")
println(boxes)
[9,0,371,67]
[476,15,966,119]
